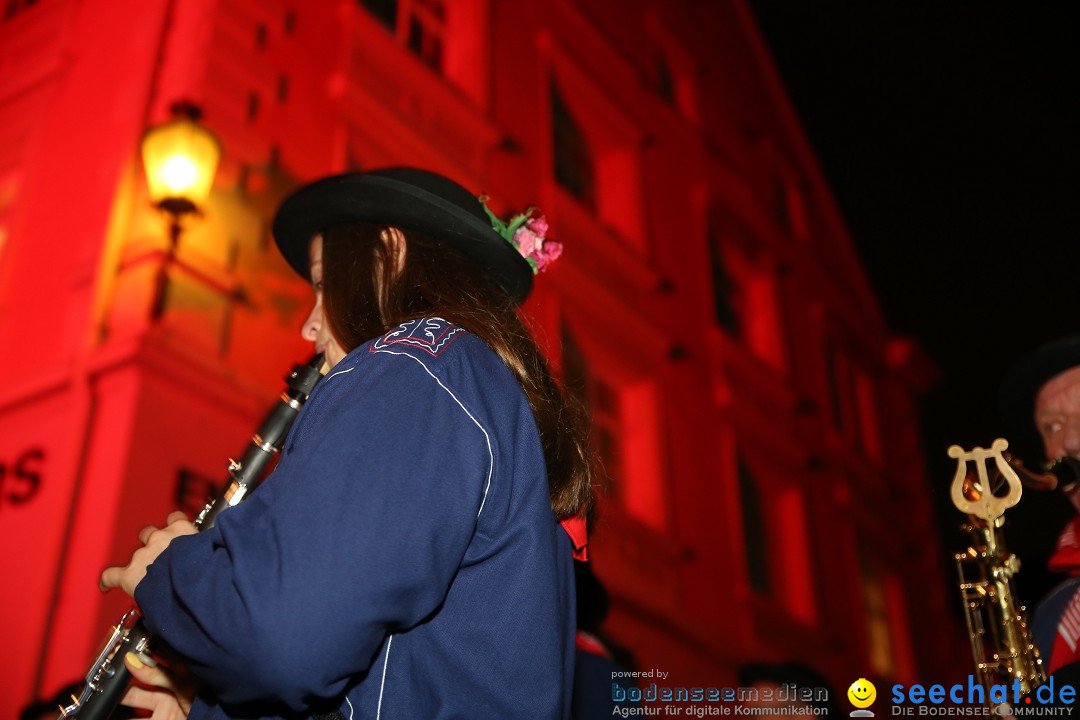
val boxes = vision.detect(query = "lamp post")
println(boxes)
[140,101,222,320]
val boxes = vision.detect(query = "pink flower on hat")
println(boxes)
[526,215,548,237]
[513,226,543,256]
[536,238,562,269]
[511,213,562,272]
[479,197,563,275]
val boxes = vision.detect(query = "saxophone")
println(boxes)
[56,355,323,719]
[950,438,1054,701]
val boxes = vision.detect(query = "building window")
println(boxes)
[707,221,740,335]
[351,0,487,107]
[620,383,666,530]
[254,22,268,49]
[546,58,647,251]
[712,233,787,374]
[776,486,816,623]
[0,172,17,264]
[562,320,666,530]
[824,336,882,461]
[551,80,596,211]
[858,549,915,680]
[2,0,38,21]
[590,381,623,501]
[825,338,846,434]
[776,175,810,241]
[344,143,365,173]
[862,565,894,676]
[562,322,620,498]
[738,455,770,595]
[655,53,676,104]
[175,467,224,518]
[854,371,883,461]
[357,0,446,72]
[739,451,818,621]
[358,0,398,31]
[645,25,699,122]
[406,0,445,70]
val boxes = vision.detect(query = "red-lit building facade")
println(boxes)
[0,0,963,714]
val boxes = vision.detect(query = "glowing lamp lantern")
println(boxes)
[140,102,221,216]
[139,102,221,319]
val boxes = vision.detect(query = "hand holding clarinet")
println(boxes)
[99,511,199,718]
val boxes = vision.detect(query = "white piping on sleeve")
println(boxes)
[325,365,356,381]
[372,349,494,517]
[376,635,393,720]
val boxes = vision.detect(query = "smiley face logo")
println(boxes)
[848,678,877,709]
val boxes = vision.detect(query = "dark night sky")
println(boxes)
[747,3,1080,598]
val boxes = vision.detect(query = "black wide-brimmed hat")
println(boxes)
[999,334,1080,449]
[272,167,534,304]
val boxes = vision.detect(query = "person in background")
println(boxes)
[572,560,638,718]
[1000,334,1080,675]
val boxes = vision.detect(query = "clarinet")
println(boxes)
[56,355,323,719]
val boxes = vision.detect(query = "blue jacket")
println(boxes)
[136,318,576,719]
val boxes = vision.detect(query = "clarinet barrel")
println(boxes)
[56,355,322,719]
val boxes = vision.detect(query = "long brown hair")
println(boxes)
[320,222,594,520]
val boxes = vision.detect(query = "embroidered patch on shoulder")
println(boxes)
[371,318,463,357]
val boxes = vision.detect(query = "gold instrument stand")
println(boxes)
[950,438,1046,701]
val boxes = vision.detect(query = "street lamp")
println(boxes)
[140,100,222,319]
